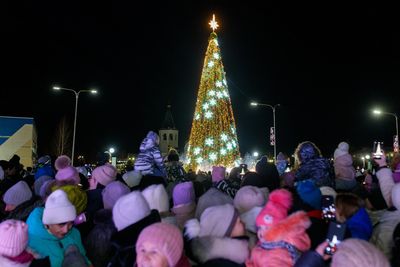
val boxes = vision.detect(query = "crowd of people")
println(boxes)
[0,131,399,267]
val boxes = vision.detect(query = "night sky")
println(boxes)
[2,2,400,162]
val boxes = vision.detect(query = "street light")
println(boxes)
[253,151,259,158]
[109,147,115,154]
[53,86,98,165]
[250,101,280,162]
[372,109,399,151]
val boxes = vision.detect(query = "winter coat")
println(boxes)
[246,211,311,267]
[346,207,373,241]
[188,236,249,266]
[370,208,400,259]
[108,209,161,267]
[255,160,280,191]
[171,202,196,229]
[295,157,335,188]
[166,161,186,182]
[26,207,90,267]
[134,137,166,176]
[376,167,395,207]
[294,251,325,267]
[3,198,43,222]
[333,154,356,181]
[214,179,238,198]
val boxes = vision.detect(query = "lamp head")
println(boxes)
[373,109,382,115]
[53,86,61,90]
[250,102,258,106]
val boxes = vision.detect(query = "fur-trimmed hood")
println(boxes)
[189,236,249,264]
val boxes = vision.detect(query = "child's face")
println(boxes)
[136,242,169,267]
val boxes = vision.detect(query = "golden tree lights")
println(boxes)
[186,15,241,171]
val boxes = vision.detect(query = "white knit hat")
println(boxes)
[142,184,169,213]
[42,189,76,224]
[122,170,142,188]
[3,181,32,206]
[113,191,151,231]
[334,142,349,159]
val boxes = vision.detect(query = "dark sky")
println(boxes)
[2,1,400,161]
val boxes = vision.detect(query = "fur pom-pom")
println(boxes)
[269,189,293,211]
[55,155,71,170]
[184,218,201,240]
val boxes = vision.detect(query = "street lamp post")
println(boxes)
[53,86,97,165]
[251,102,280,162]
[373,109,399,151]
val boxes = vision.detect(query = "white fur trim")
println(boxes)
[184,219,201,240]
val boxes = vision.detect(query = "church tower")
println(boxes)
[159,105,178,155]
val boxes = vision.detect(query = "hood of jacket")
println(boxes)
[295,157,334,187]
[190,236,249,264]
[346,207,373,241]
[240,206,262,234]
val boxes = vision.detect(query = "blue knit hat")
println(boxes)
[296,180,322,209]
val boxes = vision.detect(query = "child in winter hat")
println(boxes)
[55,155,80,185]
[91,163,117,187]
[3,181,33,212]
[33,175,53,196]
[102,181,130,210]
[333,142,350,159]
[0,220,34,266]
[256,189,293,236]
[136,223,186,267]
[212,166,226,183]
[42,189,77,225]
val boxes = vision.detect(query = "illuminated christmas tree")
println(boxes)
[186,15,241,171]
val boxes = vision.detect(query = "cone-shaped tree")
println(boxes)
[186,15,240,171]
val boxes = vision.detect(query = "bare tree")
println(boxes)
[53,116,72,156]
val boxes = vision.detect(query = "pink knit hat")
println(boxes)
[212,166,226,182]
[0,220,28,257]
[136,223,183,267]
[234,185,269,213]
[173,182,195,207]
[102,181,130,209]
[92,164,117,186]
[332,238,390,267]
[255,189,292,229]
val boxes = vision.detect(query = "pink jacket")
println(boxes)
[246,211,311,267]
[334,154,356,181]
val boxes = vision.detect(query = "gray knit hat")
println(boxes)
[3,181,32,206]
[34,175,53,196]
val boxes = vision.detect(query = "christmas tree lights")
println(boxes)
[186,14,241,170]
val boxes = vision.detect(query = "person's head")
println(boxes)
[136,223,183,267]
[55,155,80,185]
[172,181,195,207]
[294,141,321,167]
[256,189,292,239]
[234,185,269,214]
[187,203,245,239]
[335,193,363,223]
[91,163,118,188]
[52,185,88,215]
[296,180,322,210]
[212,166,226,183]
[331,238,390,267]
[102,181,130,210]
[142,184,169,214]
[42,189,76,239]
[3,181,33,212]
[0,220,28,258]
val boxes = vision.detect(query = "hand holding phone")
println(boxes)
[324,222,346,255]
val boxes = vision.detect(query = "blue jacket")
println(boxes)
[34,164,55,180]
[26,207,90,267]
[346,207,373,241]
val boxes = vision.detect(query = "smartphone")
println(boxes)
[321,196,336,222]
[324,222,346,255]
[372,141,383,159]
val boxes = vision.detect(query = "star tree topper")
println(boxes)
[209,14,219,32]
